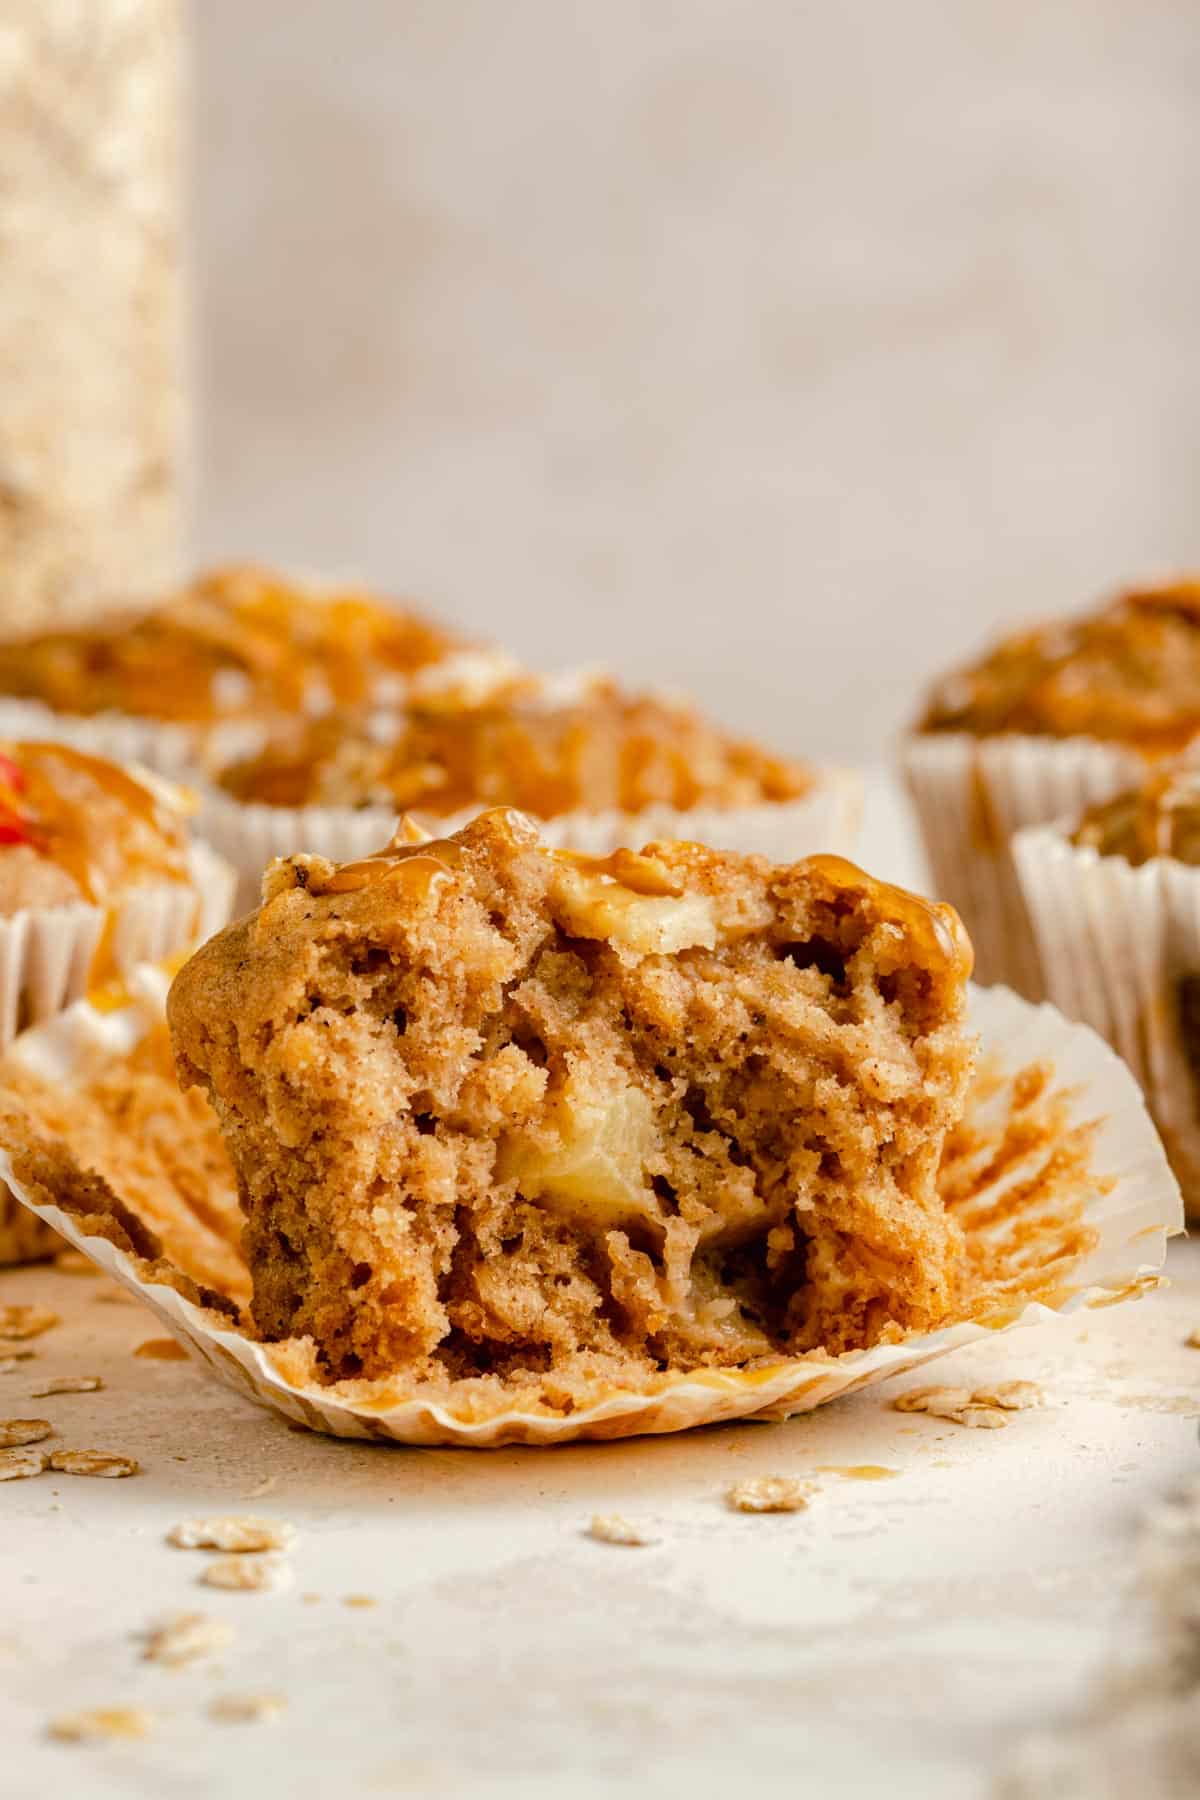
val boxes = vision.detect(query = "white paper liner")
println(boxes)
[0,697,272,783]
[0,847,236,1265]
[1015,821,1200,1217]
[0,978,1181,1444]
[196,770,865,912]
[900,733,1143,1000]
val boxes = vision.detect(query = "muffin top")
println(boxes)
[1072,761,1200,867]
[920,579,1200,752]
[214,682,815,819]
[0,741,193,914]
[0,564,482,726]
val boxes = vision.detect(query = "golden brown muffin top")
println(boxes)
[1072,760,1200,866]
[919,579,1200,752]
[0,564,474,726]
[215,683,815,819]
[0,741,192,914]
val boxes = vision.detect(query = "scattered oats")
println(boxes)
[343,1594,376,1609]
[893,1385,973,1415]
[587,1514,657,1547]
[0,1418,52,1448]
[0,1352,34,1372]
[972,1380,1044,1411]
[727,1476,817,1514]
[54,1251,98,1276]
[0,1305,58,1341]
[48,1706,152,1743]
[892,1382,1038,1427]
[168,1517,295,1554]
[1185,1329,1200,1350]
[209,1692,287,1725]
[242,1474,277,1500]
[200,1556,292,1592]
[0,1446,47,1480]
[142,1611,235,1667]
[955,1405,1009,1430]
[33,1376,103,1396]
[47,1450,139,1478]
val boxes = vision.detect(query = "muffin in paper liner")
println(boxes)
[0,974,1182,1445]
[0,843,236,1265]
[196,770,865,913]
[1015,819,1200,1218]
[901,733,1143,1000]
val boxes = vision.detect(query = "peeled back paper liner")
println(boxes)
[900,733,1143,1001]
[196,768,866,912]
[0,841,236,1265]
[0,974,1182,1445]
[1016,820,1200,1219]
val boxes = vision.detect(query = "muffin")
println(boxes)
[168,808,975,1398]
[0,740,234,1262]
[0,562,512,775]
[902,578,1200,996]
[1014,757,1200,1215]
[198,681,862,909]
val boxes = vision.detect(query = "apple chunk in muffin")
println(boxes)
[168,811,974,1387]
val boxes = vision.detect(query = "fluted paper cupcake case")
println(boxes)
[0,974,1182,1445]
[901,733,1143,1000]
[0,841,236,1264]
[1015,820,1200,1219]
[0,696,268,784]
[196,769,866,912]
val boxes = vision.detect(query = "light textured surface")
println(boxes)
[0,1243,1196,1798]
[0,780,1194,1797]
[0,0,182,629]
[193,0,1200,760]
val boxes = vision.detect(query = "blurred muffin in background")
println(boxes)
[0,563,518,776]
[198,678,861,910]
[902,578,1200,996]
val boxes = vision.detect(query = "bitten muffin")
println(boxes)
[215,682,816,818]
[0,562,500,734]
[168,809,974,1397]
[903,578,1200,996]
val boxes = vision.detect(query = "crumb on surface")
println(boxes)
[0,1445,48,1480]
[200,1555,292,1593]
[48,1706,153,1743]
[587,1514,657,1547]
[142,1611,235,1667]
[0,1305,58,1341]
[209,1691,287,1724]
[0,1418,52,1448]
[168,1517,295,1553]
[32,1376,103,1396]
[47,1449,139,1478]
[726,1475,817,1514]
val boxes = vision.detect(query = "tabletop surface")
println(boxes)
[1,775,1196,1800]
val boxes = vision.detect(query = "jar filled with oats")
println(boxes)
[0,1,183,634]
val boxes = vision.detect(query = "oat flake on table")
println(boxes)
[168,1516,295,1553]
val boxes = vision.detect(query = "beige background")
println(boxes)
[192,1,1200,760]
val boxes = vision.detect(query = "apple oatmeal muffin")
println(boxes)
[0,563,503,747]
[168,809,974,1395]
[903,577,1200,996]
[214,683,815,818]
